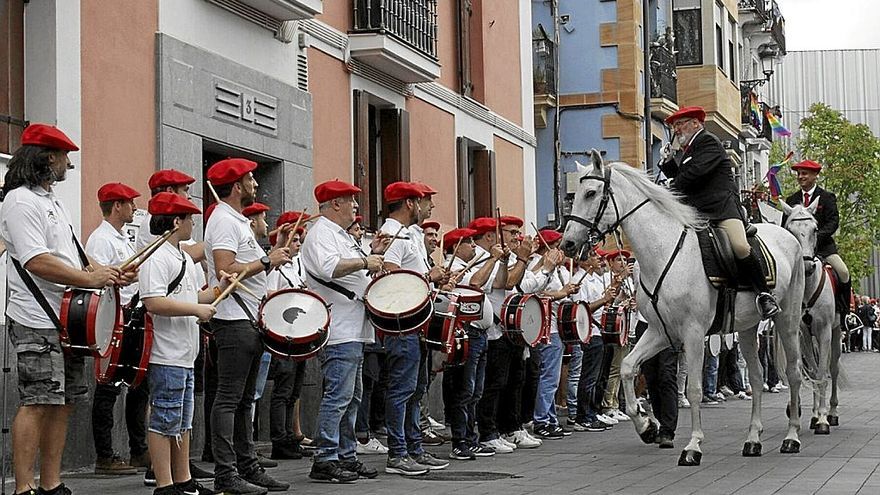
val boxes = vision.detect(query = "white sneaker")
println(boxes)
[500,437,517,450]
[597,413,618,425]
[678,397,691,408]
[356,437,388,455]
[719,386,735,397]
[735,391,752,400]
[427,416,445,430]
[482,439,513,454]
[505,431,541,449]
[612,410,630,421]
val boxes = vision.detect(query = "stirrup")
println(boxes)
[756,292,779,319]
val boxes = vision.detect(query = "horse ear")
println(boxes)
[780,201,793,217]
[806,199,819,215]
[589,148,604,173]
[575,160,589,175]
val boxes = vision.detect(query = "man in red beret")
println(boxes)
[661,106,779,318]
[1,124,137,495]
[784,160,851,327]
[86,182,150,477]
[203,158,291,493]
[301,179,389,483]
[138,169,204,263]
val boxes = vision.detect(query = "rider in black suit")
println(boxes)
[783,160,851,318]
[659,106,779,318]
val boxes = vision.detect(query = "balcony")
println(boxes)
[235,0,323,20]
[649,36,678,121]
[533,27,556,129]
[349,0,440,83]
[740,91,774,142]
[739,0,786,56]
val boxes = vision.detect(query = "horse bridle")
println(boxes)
[563,166,649,248]
[786,216,819,276]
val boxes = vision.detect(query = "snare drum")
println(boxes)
[423,298,469,369]
[96,305,152,388]
[258,289,330,360]
[364,270,433,334]
[500,293,547,347]
[557,301,589,344]
[448,285,484,323]
[60,287,121,358]
[600,306,629,347]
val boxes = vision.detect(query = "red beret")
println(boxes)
[603,249,631,260]
[207,158,258,186]
[148,169,196,190]
[467,217,497,235]
[665,106,706,124]
[351,215,363,225]
[242,202,270,218]
[148,192,201,216]
[443,228,478,252]
[97,182,140,202]
[499,215,524,227]
[539,229,563,245]
[413,182,438,196]
[791,160,822,172]
[384,181,425,203]
[276,211,310,228]
[204,203,217,223]
[594,247,607,257]
[421,221,441,231]
[20,123,79,151]
[314,179,361,203]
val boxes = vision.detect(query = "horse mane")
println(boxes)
[607,162,707,230]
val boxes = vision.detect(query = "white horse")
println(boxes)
[561,151,806,465]
[782,201,841,433]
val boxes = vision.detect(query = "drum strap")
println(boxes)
[9,256,65,333]
[230,292,259,328]
[305,268,359,301]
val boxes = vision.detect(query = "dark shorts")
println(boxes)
[8,320,88,406]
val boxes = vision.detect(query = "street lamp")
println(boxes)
[740,55,774,92]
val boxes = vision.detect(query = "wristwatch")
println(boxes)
[260,255,271,272]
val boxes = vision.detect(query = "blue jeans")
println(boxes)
[703,353,719,396]
[575,336,605,423]
[567,343,583,418]
[315,342,365,463]
[148,365,195,438]
[447,328,488,448]
[533,332,563,426]
[405,344,429,456]
[383,332,421,458]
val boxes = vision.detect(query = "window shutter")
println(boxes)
[473,149,494,218]
[457,137,471,225]
[459,0,473,97]
[353,90,372,227]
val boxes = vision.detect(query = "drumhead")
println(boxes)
[366,271,430,315]
[261,290,330,339]
[574,302,590,342]
[519,297,545,344]
[708,335,721,356]
[94,289,120,355]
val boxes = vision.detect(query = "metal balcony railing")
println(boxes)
[650,41,677,103]
[353,0,438,60]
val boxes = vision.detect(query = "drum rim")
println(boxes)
[259,288,331,344]
[364,269,431,318]
[60,287,120,359]
[501,293,546,346]
[263,325,330,360]
[449,284,483,302]
[373,308,433,335]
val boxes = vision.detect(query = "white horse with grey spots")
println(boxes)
[561,150,806,465]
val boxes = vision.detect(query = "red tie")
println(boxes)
[804,192,811,207]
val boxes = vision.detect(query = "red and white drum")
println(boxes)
[96,307,152,388]
[364,270,433,334]
[258,289,330,360]
[600,306,629,347]
[424,296,469,369]
[448,285,484,323]
[557,301,590,344]
[500,293,547,347]
[59,287,121,358]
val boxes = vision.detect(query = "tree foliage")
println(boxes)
[794,103,880,288]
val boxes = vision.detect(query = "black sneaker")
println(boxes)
[533,424,564,439]
[448,445,477,460]
[144,469,157,486]
[175,478,215,495]
[189,461,214,482]
[552,424,572,437]
[589,420,611,431]
[339,459,379,479]
[213,474,268,494]
[36,485,72,495]
[572,421,605,432]
[256,452,278,468]
[309,460,358,483]
[271,442,303,460]
[152,486,180,495]
[470,444,496,457]
[242,467,289,492]
[595,419,614,429]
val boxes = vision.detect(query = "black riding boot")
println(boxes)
[837,278,852,331]
[736,249,779,319]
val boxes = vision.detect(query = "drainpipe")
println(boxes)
[643,0,653,173]
[551,0,562,227]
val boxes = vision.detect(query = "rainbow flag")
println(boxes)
[765,151,794,200]
[766,111,791,137]
[750,93,762,125]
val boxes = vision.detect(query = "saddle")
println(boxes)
[696,224,778,335]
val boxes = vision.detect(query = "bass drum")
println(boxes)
[500,293,546,347]
[259,289,330,360]
[96,306,152,388]
[600,306,629,346]
[60,287,121,358]
[364,270,433,334]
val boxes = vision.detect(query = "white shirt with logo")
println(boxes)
[0,186,84,329]
[380,218,425,273]
[267,255,305,291]
[204,202,267,321]
[450,245,500,332]
[86,220,138,305]
[139,242,205,368]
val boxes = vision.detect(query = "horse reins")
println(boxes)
[802,256,826,318]
[639,228,688,349]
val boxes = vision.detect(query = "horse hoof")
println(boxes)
[678,449,702,466]
[828,415,839,426]
[742,442,762,457]
[809,417,818,429]
[780,439,801,454]
[639,420,659,444]
[814,423,830,435]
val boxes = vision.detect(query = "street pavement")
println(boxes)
[11,352,880,494]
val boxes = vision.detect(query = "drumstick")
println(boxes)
[531,222,551,251]
[495,208,505,249]
[445,237,463,271]
[461,254,490,274]
[268,214,322,238]
[438,232,444,259]
[210,269,249,308]
[383,225,407,253]
[119,227,179,271]
[206,180,222,204]
[283,208,308,249]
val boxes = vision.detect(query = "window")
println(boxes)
[353,90,410,230]
[459,0,485,101]
[673,0,702,66]
[728,17,737,82]
[715,3,725,73]
[456,137,495,225]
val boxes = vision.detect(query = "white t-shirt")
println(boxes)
[409,224,431,271]
[139,242,205,368]
[204,202,267,321]
[0,186,85,328]
[450,245,499,332]
[576,271,606,338]
[267,255,305,291]
[380,218,426,273]
[300,216,373,345]
[86,220,138,305]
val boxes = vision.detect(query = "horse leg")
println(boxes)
[621,330,667,443]
[814,320,832,434]
[828,321,842,425]
[737,328,764,456]
[776,308,804,454]
[678,333,705,466]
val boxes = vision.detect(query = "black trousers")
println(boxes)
[268,358,307,444]
[477,338,514,441]
[717,345,745,394]
[594,343,615,412]
[203,331,218,458]
[642,346,679,438]
[497,341,526,435]
[91,381,149,459]
[519,350,541,424]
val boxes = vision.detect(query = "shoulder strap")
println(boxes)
[166,257,187,296]
[305,268,359,301]
[230,292,258,325]
[9,257,64,332]
[69,226,89,268]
